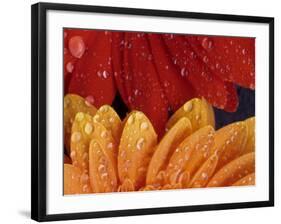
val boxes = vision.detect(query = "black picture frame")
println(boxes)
[31,2,274,222]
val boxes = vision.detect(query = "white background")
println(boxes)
[46,8,269,215]
[0,0,279,223]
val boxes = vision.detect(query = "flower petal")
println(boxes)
[64,94,97,155]
[185,35,255,89]
[148,34,195,111]
[123,33,169,135]
[89,139,118,193]
[207,152,255,187]
[68,31,116,107]
[166,98,215,132]
[118,111,157,190]
[163,34,231,110]
[165,126,215,187]
[64,164,91,194]
[232,172,255,186]
[210,121,248,171]
[146,117,192,187]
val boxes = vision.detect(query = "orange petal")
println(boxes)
[188,153,219,188]
[244,117,255,154]
[94,105,122,144]
[210,121,248,171]
[166,98,215,132]
[64,94,97,155]
[165,126,215,187]
[70,112,95,172]
[146,117,192,187]
[118,111,157,190]
[64,164,91,194]
[89,139,118,193]
[232,173,255,186]
[207,152,255,187]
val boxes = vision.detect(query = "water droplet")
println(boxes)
[97,70,102,77]
[201,37,213,51]
[68,36,85,59]
[85,95,95,106]
[201,172,208,179]
[183,102,192,112]
[102,71,109,79]
[181,68,188,77]
[84,122,93,135]
[70,150,76,160]
[242,48,246,55]
[66,62,74,73]
[203,56,209,63]
[76,112,84,121]
[101,131,107,138]
[134,89,139,96]
[93,114,100,122]
[100,105,108,113]
[107,142,113,149]
[98,164,106,173]
[71,132,81,142]
[109,117,115,123]
[140,122,148,130]
[136,138,145,150]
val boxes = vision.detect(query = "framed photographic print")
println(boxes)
[31,2,274,222]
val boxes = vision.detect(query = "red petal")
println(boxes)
[68,31,116,107]
[185,35,255,89]
[148,34,195,111]
[111,32,129,105]
[63,29,95,93]
[163,34,230,110]
[123,33,169,136]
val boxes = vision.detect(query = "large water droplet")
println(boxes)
[84,122,93,135]
[68,36,85,59]
[136,138,145,150]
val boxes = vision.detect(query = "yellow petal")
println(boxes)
[70,112,94,172]
[166,98,215,133]
[118,111,157,190]
[188,153,218,188]
[146,117,192,186]
[64,94,97,154]
[89,139,118,193]
[210,121,248,171]
[207,152,255,187]
[232,172,255,186]
[244,117,255,154]
[64,164,91,194]
[95,105,122,143]
[165,125,215,187]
